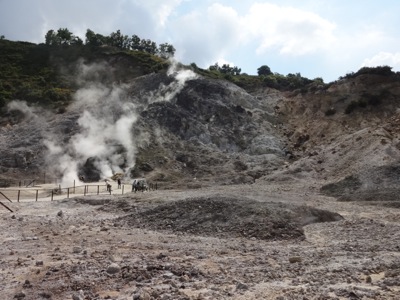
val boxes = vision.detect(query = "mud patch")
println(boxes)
[117,196,343,240]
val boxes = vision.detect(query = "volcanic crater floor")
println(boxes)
[1,182,400,300]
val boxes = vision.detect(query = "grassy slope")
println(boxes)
[0,39,168,111]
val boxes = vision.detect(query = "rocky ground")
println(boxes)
[1,180,400,300]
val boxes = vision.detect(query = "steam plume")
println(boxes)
[43,59,197,187]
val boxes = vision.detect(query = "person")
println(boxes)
[117,178,121,189]
[106,182,112,194]
[131,179,137,192]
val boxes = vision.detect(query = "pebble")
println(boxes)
[106,263,121,274]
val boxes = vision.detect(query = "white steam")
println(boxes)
[145,59,198,104]
[44,59,197,187]
[7,100,39,121]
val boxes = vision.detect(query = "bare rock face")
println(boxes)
[0,73,285,186]
[79,157,101,182]
[3,68,400,194]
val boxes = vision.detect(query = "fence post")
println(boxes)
[84,185,86,196]
[17,190,20,202]
[35,190,38,202]
[97,185,99,195]
[122,185,124,195]
[67,188,69,199]
[51,190,53,201]
[73,180,75,194]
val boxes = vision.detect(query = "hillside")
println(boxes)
[2,39,400,299]
[2,39,400,201]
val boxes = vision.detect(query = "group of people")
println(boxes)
[103,178,151,194]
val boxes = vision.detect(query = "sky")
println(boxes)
[1,0,400,83]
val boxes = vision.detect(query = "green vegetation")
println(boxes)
[340,65,395,80]
[189,63,323,92]
[3,26,398,116]
[0,28,172,111]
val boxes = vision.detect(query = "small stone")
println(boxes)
[57,210,63,217]
[366,275,372,283]
[36,261,44,266]
[106,263,120,274]
[23,279,32,288]
[157,253,167,259]
[236,282,249,290]
[72,290,84,300]
[289,256,302,263]
[72,247,82,254]
[38,292,52,299]
[14,292,25,299]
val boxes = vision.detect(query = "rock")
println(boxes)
[289,256,302,263]
[72,247,82,254]
[72,290,84,300]
[132,289,151,300]
[236,282,249,290]
[38,292,52,298]
[22,279,32,288]
[13,292,25,299]
[106,263,121,274]
[57,210,63,217]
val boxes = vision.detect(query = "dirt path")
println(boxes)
[1,183,400,299]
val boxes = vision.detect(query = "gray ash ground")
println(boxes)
[1,183,400,299]
[115,196,343,241]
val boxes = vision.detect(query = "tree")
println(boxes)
[57,28,73,45]
[130,34,141,50]
[45,29,59,45]
[209,62,220,71]
[108,30,129,49]
[257,65,272,76]
[85,29,108,46]
[209,62,241,75]
[71,36,83,46]
[45,28,81,46]
[158,43,176,58]
[140,39,157,54]
[232,66,241,76]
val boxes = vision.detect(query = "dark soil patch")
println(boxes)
[320,175,362,197]
[322,163,400,202]
[117,196,343,240]
[337,188,400,203]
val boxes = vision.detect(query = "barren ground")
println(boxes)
[1,180,400,300]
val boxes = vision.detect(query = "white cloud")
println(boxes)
[242,3,336,56]
[1,0,400,81]
[362,52,400,71]
[171,3,241,67]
